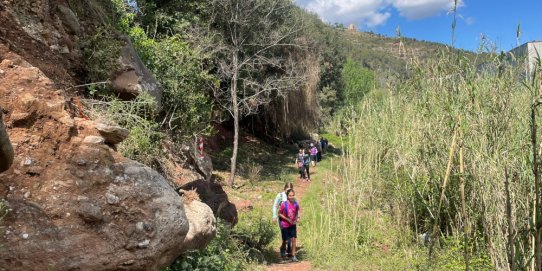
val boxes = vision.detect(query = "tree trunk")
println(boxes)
[228,54,240,186]
[0,108,14,173]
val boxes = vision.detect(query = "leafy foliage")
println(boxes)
[129,27,216,137]
[341,58,376,105]
[90,92,164,166]
[135,0,210,35]
[164,216,275,271]
[232,211,276,259]
[164,221,247,271]
[317,86,339,124]
[111,0,137,32]
[82,28,122,93]
[107,0,218,139]
[431,237,493,271]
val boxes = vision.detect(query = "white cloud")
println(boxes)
[393,0,462,20]
[296,0,463,28]
[366,11,392,26]
[464,16,475,25]
[305,0,392,28]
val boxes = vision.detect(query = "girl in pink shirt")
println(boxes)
[278,189,301,261]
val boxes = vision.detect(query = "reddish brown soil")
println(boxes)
[267,261,312,271]
[231,198,253,211]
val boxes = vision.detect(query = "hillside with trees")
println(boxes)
[2,0,539,270]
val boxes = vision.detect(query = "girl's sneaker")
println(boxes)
[280,248,286,258]
[291,256,299,262]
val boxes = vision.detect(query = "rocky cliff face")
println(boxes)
[0,47,205,271]
[0,1,221,270]
[0,0,162,101]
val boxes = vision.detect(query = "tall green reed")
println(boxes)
[306,49,541,270]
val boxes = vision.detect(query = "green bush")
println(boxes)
[90,92,164,166]
[108,1,217,139]
[341,58,376,106]
[232,211,276,260]
[129,26,216,138]
[82,28,122,94]
[164,221,248,271]
[164,212,275,271]
[431,237,494,271]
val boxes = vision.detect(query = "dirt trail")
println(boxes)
[266,166,317,271]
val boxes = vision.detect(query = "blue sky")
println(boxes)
[294,0,542,52]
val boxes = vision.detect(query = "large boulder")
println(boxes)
[0,108,14,172]
[181,195,217,252]
[179,179,238,225]
[0,53,200,271]
[57,4,81,35]
[1,159,189,271]
[111,36,162,106]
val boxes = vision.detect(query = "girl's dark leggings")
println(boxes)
[304,165,310,179]
[299,167,305,178]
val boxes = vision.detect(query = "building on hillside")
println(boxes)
[347,23,357,32]
[477,41,541,80]
[508,41,542,78]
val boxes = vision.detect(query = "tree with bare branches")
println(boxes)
[210,0,306,185]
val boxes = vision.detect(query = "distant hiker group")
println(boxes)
[295,138,328,182]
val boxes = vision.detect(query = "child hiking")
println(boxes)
[303,148,311,182]
[278,189,301,262]
[273,182,294,256]
[295,148,306,180]
[310,143,318,166]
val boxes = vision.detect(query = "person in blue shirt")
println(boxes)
[303,148,311,182]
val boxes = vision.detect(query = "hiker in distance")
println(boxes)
[316,139,323,162]
[295,148,307,181]
[310,143,318,166]
[273,182,294,256]
[278,189,301,262]
[302,147,311,182]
